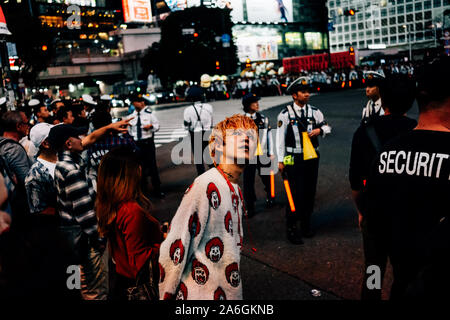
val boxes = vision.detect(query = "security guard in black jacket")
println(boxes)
[276,77,331,244]
[242,93,275,218]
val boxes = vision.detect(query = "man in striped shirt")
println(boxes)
[49,121,130,300]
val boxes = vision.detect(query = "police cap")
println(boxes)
[186,86,204,101]
[365,71,385,87]
[287,77,311,94]
[242,93,260,109]
[129,92,146,103]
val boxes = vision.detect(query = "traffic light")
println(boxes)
[349,46,355,56]
[344,9,356,16]
[245,58,251,69]
[216,60,220,70]
[41,45,48,51]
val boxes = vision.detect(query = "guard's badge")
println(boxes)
[278,120,283,128]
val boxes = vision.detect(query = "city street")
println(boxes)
[149,89,420,300]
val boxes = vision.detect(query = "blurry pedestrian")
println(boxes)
[183,86,214,176]
[0,111,32,223]
[242,93,274,218]
[82,94,97,119]
[361,72,385,125]
[29,99,50,125]
[96,147,163,300]
[127,93,164,198]
[56,106,75,125]
[24,122,68,297]
[159,114,257,300]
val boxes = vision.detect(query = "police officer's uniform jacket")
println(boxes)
[361,98,384,124]
[127,106,160,141]
[276,102,331,162]
[244,112,274,157]
[183,102,213,133]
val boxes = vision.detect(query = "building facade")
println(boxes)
[327,0,450,53]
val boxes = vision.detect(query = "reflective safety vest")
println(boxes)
[247,112,271,157]
[285,104,319,154]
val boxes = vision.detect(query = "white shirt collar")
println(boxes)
[37,158,56,178]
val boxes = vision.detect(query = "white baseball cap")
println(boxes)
[29,99,41,107]
[82,94,97,106]
[100,94,112,101]
[30,123,54,149]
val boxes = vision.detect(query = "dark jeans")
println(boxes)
[284,155,319,230]
[189,131,211,176]
[136,138,161,192]
[360,217,387,300]
[243,159,271,210]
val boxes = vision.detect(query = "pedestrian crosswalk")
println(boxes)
[154,126,188,149]
[152,96,292,148]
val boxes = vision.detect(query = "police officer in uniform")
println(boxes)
[276,77,331,244]
[127,93,164,198]
[242,93,274,218]
[183,85,214,176]
[361,71,385,124]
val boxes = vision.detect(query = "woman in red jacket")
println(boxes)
[96,147,163,300]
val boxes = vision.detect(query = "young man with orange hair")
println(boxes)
[159,114,257,300]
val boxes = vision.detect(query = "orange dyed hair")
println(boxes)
[209,114,258,164]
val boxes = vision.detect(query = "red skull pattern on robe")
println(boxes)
[159,263,165,283]
[231,193,239,213]
[205,237,224,263]
[176,282,188,300]
[225,262,240,288]
[214,287,227,300]
[191,259,209,285]
[206,182,221,209]
[224,211,233,236]
[189,212,201,238]
[169,239,185,266]
[163,292,174,300]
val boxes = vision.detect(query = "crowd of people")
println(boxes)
[176,60,422,102]
[0,56,448,300]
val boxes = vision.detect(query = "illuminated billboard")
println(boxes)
[184,0,292,23]
[123,0,153,23]
[165,0,187,11]
[245,0,293,23]
[234,25,282,62]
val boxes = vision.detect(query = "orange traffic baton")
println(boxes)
[270,170,275,199]
[282,172,296,213]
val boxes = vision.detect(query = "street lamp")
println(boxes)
[402,24,412,61]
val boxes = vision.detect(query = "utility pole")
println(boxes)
[402,24,412,61]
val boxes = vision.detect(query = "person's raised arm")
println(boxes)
[81,118,133,148]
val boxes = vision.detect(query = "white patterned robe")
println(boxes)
[158,168,244,300]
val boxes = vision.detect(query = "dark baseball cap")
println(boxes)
[242,93,260,108]
[47,124,85,150]
[186,86,204,101]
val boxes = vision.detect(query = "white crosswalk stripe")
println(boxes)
[154,125,188,148]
